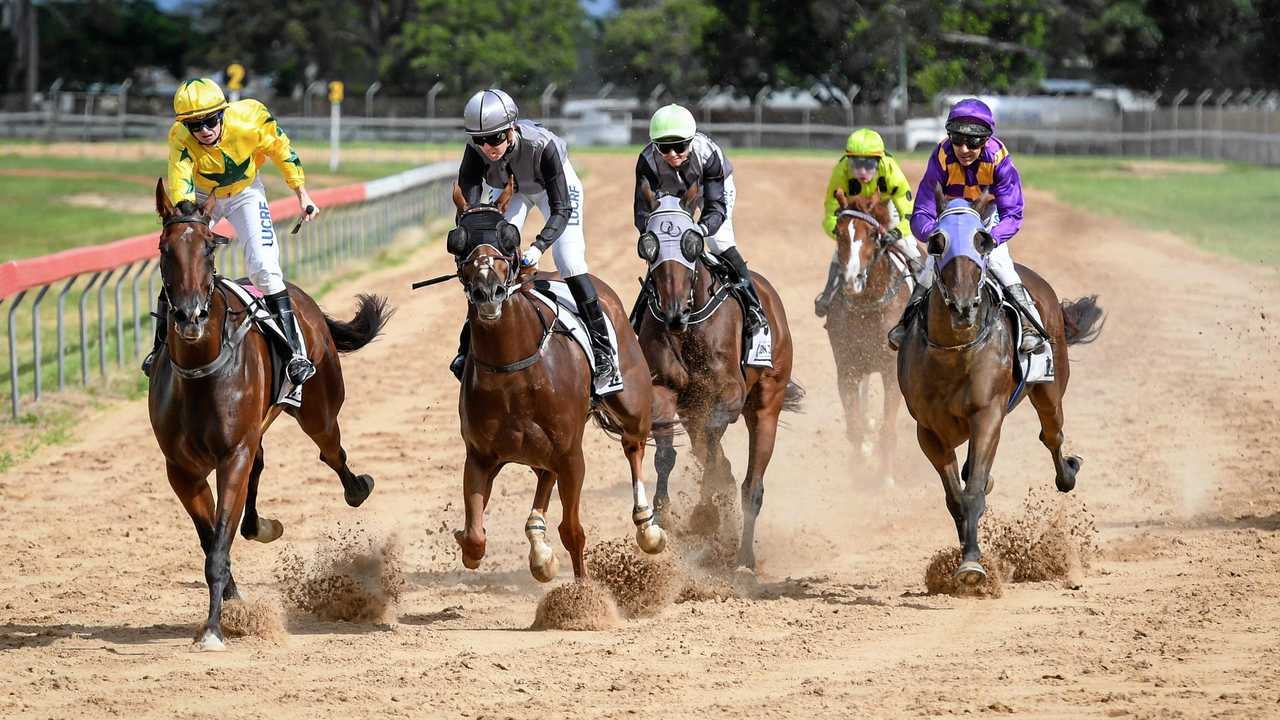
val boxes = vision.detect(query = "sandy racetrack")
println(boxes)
[1,154,1278,718]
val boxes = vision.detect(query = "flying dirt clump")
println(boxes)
[531,581,620,631]
[276,525,406,624]
[219,596,287,642]
[924,486,1098,596]
[586,537,684,617]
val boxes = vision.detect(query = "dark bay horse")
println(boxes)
[898,190,1104,584]
[824,189,914,483]
[635,186,800,570]
[151,180,391,651]
[449,180,664,584]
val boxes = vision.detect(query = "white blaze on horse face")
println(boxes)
[844,239,864,292]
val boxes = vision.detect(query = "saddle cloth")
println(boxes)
[218,277,309,408]
[527,279,625,397]
[983,278,1054,408]
[704,255,773,370]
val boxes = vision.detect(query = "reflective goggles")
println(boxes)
[847,156,880,172]
[183,111,224,133]
[471,131,509,148]
[655,138,692,155]
[948,132,989,150]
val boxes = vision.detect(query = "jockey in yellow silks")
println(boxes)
[815,128,922,317]
[145,78,318,385]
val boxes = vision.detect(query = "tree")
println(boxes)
[596,0,722,96]
[395,0,585,96]
[32,0,188,87]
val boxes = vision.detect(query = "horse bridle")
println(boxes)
[643,256,735,327]
[931,205,989,312]
[457,243,555,373]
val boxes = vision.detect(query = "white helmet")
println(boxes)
[463,88,518,135]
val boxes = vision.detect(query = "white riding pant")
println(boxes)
[705,174,737,253]
[496,160,588,278]
[196,177,286,295]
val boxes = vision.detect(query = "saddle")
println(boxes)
[219,277,309,408]
[527,279,625,397]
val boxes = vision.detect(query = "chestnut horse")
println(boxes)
[825,190,915,483]
[449,180,665,584]
[635,186,800,570]
[898,190,1104,584]
[150,180,391,650]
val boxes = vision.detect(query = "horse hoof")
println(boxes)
[636,524,667,555]
[529,547,559,583]
[454,530,484,569]
[1057,456,1082,493]
[953,560,987,585]
[345,475,374,508]
[191,630,226,653]
[252,517,284,543]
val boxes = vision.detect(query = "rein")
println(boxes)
[644,257,735,326]
[923,283,999,351]
[836,208,908,311]
[469,290,556,374]
[168,280,256,379]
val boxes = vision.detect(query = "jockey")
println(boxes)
[815,128,922,317]
[450,88,615,385]
[633,104,767,334]
[887,98,1047,353]
[143,77,318,385]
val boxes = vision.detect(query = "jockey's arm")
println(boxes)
[257,102,306,193]
[821,159,846,239]
[910,148,947,240]
[697,152,728,237]
[532,142,571,252]
[633,154,659,234]
[166,123,197,206]
[456,144,488,209]
[989,155,1025,245]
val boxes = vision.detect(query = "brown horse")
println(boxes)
[825,189,914,483]
[635,185,800,570]
[897,190,1104,584]
[449,180,664,584]
[150,180,391,650]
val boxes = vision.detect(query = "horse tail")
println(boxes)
[782,380,806,413]
[325,294,394,354]
[1060,295,1105,346]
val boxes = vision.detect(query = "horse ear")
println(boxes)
[452,182,469,213]
[833,188,848,207]
[495,175,515,212]
[640,179,657,211]
[199,189,216,218]
[870,190,881,206]
[975,191,997,222]
[933,182,945,215]
[155,178,174,218]
[682,182,701,212]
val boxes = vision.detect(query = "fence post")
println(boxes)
[8,290,28,419]
[79,272,102,386]
[56,276,78,392]
[130,260,150,360]
[97,268,116,378]
[30,284,50,403]
[1214,90,1233,160]
[1194,90,1213,158]
[113,264,131,367]
[1170,89,1188,158]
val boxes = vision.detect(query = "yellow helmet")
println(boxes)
[173,78,229,121]
[844,128,885,157]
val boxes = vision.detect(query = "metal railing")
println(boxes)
[0,162,457,420]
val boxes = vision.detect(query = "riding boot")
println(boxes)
[450,323,470,381]
[887,279,930,351]
[566,274,617,384]
[263,289,316,385]
[814,262,841,318]
[141,293,169,376]
[1005,283,1047,353]
[717,247,767,334]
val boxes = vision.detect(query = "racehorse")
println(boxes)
[150,180,392,651]
[824,189,914,483]
[898,188,1104,584]
[634,184,800,570]
[449,179,665,584]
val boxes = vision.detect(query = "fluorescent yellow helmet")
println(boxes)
[173,78,229,121]
[844,128,885,157]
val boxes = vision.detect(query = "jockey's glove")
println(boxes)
[885,227,903,242]
[520,246,543,268]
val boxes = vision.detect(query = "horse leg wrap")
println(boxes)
[525,512,558,582]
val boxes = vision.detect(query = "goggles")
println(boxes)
[848,156,880,172]
[471,131,509,148]
[656,138,692,155]
[183,111,223,133]
[948,132,989,150]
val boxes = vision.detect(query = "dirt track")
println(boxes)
[2,154,1278,719]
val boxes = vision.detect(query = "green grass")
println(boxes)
[1015,156,1280,266]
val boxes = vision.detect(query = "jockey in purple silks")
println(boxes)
[887,98,1046,353]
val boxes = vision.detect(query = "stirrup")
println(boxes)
[591,350,616,383]
[287,356,316,385]
[814,292,831,318]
